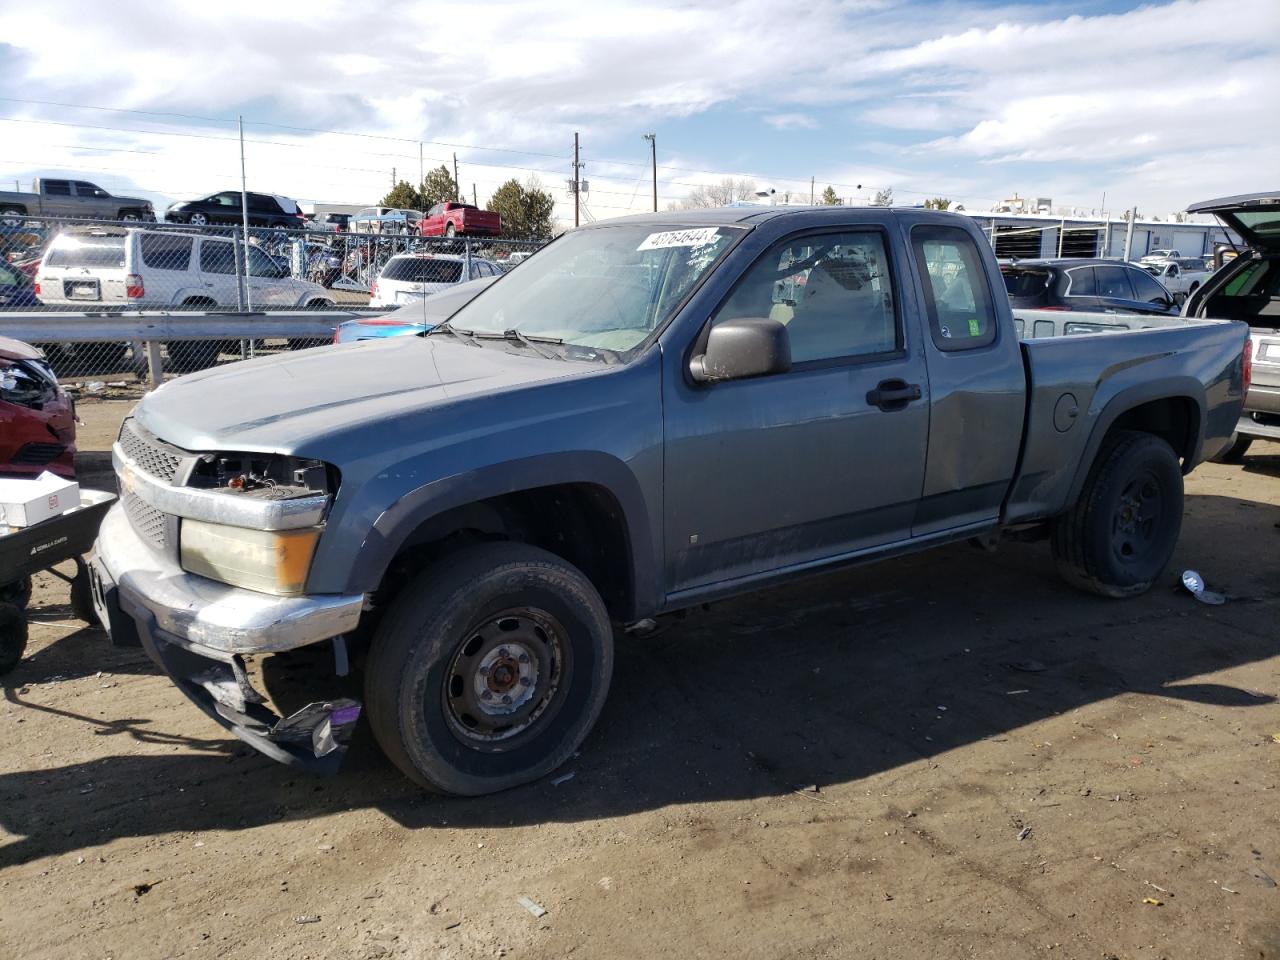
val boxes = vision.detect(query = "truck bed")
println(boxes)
[1005,309,1246,525]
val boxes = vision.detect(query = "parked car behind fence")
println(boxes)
[1001,258,1179,316]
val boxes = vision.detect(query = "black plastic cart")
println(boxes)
[0,489,116,673]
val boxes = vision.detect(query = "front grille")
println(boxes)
[118,419,182,482]
[122,489,167,549]
[11,442,66,465]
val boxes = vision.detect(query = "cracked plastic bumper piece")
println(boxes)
[90,502,365,772]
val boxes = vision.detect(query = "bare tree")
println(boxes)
[674,177,758,209]
[872,187,894,207]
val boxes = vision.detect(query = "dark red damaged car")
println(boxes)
[0,336,76,479]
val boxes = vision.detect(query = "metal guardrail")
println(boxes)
[0,310,363,386]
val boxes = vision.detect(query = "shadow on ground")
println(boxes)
[1,491,1276,868]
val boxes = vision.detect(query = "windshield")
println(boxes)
[443,224,742,357]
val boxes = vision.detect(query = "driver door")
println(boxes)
[661,228,929,596]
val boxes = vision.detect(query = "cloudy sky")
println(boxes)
[0,0,1275,225]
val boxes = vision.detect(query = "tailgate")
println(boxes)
[1247,327,1280,416]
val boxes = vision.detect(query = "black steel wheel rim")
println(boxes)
[442,608,568,748]
[1111,470,1164,564]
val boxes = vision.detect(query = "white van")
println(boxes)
[35,229,334,310]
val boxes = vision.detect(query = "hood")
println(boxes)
[1186,192,1280,253]
[0,336,44,362]
[134,336,590,453]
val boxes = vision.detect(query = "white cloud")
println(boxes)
[0,0,1275,219]
[763,113,818,130]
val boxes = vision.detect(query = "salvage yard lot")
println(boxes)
[2,397,1278,960]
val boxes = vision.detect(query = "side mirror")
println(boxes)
[689,317,791,384]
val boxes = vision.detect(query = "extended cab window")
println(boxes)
[911,225,996,350]
[43,180,71,196]
[140,234,192,271]
[712,231,898,364]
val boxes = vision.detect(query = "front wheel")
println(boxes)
[364,543,614,795]
[188,212,209,226]
[1051,430,1183,598]
[0,603,28,674]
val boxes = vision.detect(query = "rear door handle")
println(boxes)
[867,379,922,411]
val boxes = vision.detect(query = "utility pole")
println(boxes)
[572,132,582,227]
[453,153,460,202]
[643,133,657,212]
[810,176,815,205]
[238,115,252,311]
[1123,206,1137,261]
[418,143,424,194]
[473,183,478,207]
[391,167,396,189]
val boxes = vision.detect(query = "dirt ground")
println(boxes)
[2,397,1278,960]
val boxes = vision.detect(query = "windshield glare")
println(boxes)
[445,224,742,356]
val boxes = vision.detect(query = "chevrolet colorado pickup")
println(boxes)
[90,207,1249,795]
[0,178,154,224]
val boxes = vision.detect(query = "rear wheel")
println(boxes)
[1051,430,1183,597]
[0,603,28,674]
[364,543,614,795]
[1209,431,1253,464]
[0,578,32,611]
[0,208,26,227]
[445,222,456,238]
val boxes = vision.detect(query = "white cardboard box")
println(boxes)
[0,471,81,528]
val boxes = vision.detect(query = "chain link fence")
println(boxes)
[0,214,545,382]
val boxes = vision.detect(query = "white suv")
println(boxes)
[35,229,334,310]
[369,253,503,308]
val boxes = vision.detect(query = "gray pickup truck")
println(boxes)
[0,177,154,224]
[90,207,1248,795]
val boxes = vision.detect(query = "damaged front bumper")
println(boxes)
[91,503,365,772]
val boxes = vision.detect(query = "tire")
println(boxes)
[445,222,456,238]
[0,578,32,611]
[0,603,28,675]
[0,208,26,227]
[118,210,142,222]
[188,212,209,226]
[70,564,96,625]
[364,542,614,795]
[1051,430,1183,598]
[1209,431,1253,464]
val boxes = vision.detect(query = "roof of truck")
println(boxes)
[577,205,948,228]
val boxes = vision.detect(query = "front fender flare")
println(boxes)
[341,451,659,618]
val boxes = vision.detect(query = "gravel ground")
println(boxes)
[2,397,1278,960]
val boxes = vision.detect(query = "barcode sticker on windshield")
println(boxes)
[637,227,721,251]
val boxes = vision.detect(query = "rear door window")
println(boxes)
[43,180,72,196]
[199,240,237,275]
[911,225,997,351]
[140,234,192,271]
[1094,266,1135,299]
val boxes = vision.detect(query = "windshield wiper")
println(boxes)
[426,321,481,347]
[501,328,565,361]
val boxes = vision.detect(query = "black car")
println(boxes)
[164,191,307,230]
[1000,258,1178,315]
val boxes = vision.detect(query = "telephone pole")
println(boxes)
[572,132,582,227]
[452,153,461,202]
[643,133,657,212]
[473,183,478,207]
[810,176,815,205]
[391,167,396,189]
[418,142,424,193]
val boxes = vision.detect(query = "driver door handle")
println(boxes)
[867,379,922,412]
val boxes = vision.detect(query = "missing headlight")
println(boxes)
[187,453,339,501]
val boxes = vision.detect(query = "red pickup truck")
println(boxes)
[417,202,501,238]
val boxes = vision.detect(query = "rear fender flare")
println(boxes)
[1065,377,1205,506]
